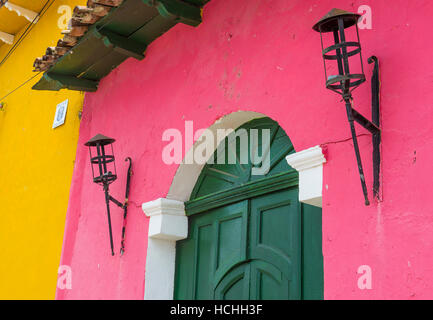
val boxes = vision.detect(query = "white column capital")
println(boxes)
[286,145,326,171]
[286,146,326,208]
[142,198,185,217]
[142,198,187,241]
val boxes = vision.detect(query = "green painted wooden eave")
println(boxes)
[32,0,209,92]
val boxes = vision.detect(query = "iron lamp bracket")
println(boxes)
[102,157,132,256]
[344,56,381,205]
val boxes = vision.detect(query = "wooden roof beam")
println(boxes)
[33,72,99,92]
[0,30,14,44]
[143,0,202,27]
[87,0,123,7]
[98,29,146,60]
[4,1,39,23]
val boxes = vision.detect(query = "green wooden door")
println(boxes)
[174,118,323,300]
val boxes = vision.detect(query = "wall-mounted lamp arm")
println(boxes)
[369,56,381,199]
[345,100,370,206]
[343,56,381,206]
[120,158,132,256]
[102,158,132,256]
[103,185,115,256]
[108,194,126,209]
[351,108,381,135]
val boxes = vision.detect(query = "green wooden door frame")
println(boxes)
[186,171,299,215]
[174,118,323,300]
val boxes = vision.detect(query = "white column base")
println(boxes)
[144,239,177,300]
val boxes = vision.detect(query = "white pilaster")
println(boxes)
[142,198,187,300]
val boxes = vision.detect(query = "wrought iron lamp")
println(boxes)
[313,8,381,205]
[85,134,132,256]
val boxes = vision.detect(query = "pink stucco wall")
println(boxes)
[57,0,433,299]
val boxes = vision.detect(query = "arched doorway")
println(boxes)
[174,118,323,300]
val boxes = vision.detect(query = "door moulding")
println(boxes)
[286,145,326,208]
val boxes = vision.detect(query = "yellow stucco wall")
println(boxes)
[0,0,87,299]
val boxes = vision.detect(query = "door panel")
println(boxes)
[194,224,213,299]
[301,203,324,300]
[249,260,289,300]
[175,188,302,300]
[214,263,250,300]
[249,188,301,299]
[175,201,248,300]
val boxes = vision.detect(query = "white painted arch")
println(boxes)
[142,111,326,299]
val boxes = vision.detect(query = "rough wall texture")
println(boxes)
[0,0,87,299]
[58,0,433,299]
